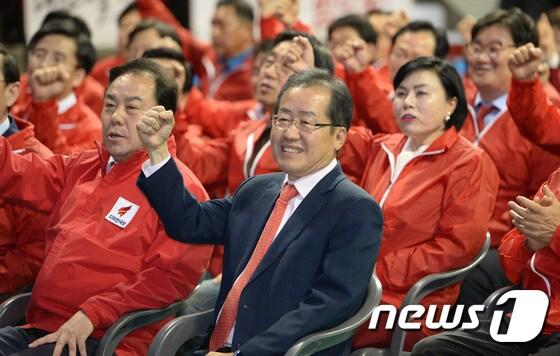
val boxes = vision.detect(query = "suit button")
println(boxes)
[242,304,248,309]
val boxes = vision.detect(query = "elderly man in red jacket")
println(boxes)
[0,58,213,356]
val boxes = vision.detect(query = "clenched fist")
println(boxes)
[508,43,544,81]
[29,66,70,101]
[136,106,175,164]
[332,38,369,73]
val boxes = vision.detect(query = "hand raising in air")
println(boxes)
[136,106,175,164]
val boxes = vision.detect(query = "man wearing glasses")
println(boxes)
[137,69,383,356]
[457,8,560,308]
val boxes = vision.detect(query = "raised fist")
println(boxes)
[332,38,369,73]
[508,43,543,81]
[136,105,175,153]
[29,66,69,101]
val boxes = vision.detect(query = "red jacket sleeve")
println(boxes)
[260,16,311,40]
[80,168,212,329]
[338,126,378,184]
[0,137,69,213]
[0,204,47,294]
[185,88,256,138]
[177,130,231,188]
[345,67,400,134]
[499,167,560,282]
[136,0,212,80]
[75,76,105,115]
[376,151,500,291]
[27,100,101,154]
[507,78,560,153]
[498,229,534,284]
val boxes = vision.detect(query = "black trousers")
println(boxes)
[0,327,99,356]
[457,248,512,307]
[411,319,560,356]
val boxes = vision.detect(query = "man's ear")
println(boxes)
[5,81,20,108]
[334,126,348,151]
[71,68,86,89]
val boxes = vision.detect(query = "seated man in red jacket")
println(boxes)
[0,58,213,356]
[135,0,255,101]
[411,170,560,356]
[11,19,101,154]
[0,46,53,299]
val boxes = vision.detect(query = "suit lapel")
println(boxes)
[248,165,346,284]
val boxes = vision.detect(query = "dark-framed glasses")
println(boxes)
[271,114,344,134]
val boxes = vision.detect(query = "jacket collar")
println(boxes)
[379,127,459,157]
[97,135,179,177]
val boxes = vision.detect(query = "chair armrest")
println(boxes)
[147,308,215,356]
[389,233,491,354]
[94,300,184,356]
[0,292,31,328]
[284,275,383,356]
[482,285,517,320]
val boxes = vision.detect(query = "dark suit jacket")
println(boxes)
[138,159,383,355]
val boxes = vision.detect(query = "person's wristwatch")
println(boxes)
[233,350,242,356]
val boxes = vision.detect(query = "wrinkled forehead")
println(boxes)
[106,72,156,100]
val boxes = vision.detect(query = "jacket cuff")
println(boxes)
[31,99,57,110]
[511,77,540,89]
[344,66,373,79]
[80,301,101,329]
[549,225,560,255]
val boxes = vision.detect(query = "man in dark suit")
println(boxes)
[137,69,383,356]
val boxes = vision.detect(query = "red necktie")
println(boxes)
[209,184,299,350]
[476,104,496,131]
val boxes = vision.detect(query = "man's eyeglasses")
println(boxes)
[465,42,516,61]
[271,114,344,134]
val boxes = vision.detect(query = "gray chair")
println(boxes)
[285,274,383,356]
[147,274,383,356]
[0,291,188,356]
[482,285,517,320]
[351,233,492,356]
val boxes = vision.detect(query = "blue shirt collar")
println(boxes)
[221,48,253,72]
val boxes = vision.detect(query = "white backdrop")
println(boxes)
[23,0,133,49]
[23,0,445,50]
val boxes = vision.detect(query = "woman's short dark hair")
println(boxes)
[393,56,467,131]
[273,69,353,130]
[109,58,179,113]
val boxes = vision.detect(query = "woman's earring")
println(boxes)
[444,113,451,122]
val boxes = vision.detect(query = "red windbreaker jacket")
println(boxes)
[507,78,560,154]
[136,0,254,102]
[0,138,213,355]
[0,117,52,295]
[499,168,560,335]
[461,92,560,244]
[341,127,500,348]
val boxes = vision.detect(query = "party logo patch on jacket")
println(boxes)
[105,197,140,228]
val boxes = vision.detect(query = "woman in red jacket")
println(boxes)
[343,57,500,351]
